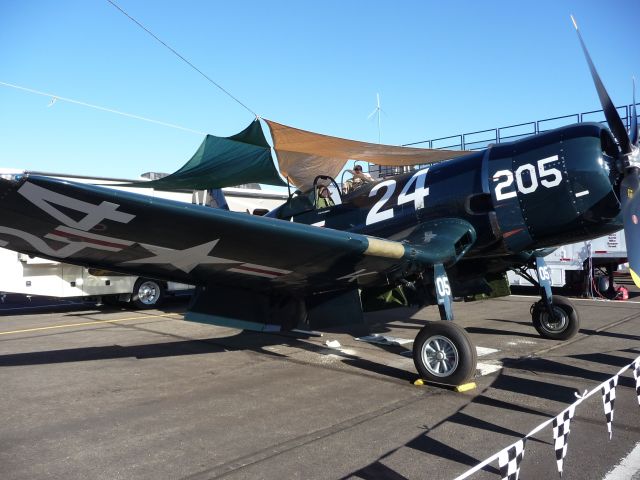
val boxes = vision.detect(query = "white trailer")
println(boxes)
[508,230,627,295]
[0,170,287,308]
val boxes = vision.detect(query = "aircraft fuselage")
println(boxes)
[271,122,623,267]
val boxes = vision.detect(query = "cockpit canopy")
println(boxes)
[267,176,342,220]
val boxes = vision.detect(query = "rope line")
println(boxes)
[105,0,258,118]
[0,81,207,135]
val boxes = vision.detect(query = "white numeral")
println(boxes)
[18,182,134,231]
[436,276,451,297]
[366,180,396,225]
[493,156,563,201]
[538,266,551,281]
[494,169,517,201]
[398,168,430,210]
[366,168,431,226]
[538,155,562,188]
[515,164,538,194]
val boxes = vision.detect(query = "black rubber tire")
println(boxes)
[531,295,579,340]
[131,278,164,309]
[413,321,477,385]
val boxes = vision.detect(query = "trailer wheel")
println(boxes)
[132,278,164,309]
[531,295,579,340]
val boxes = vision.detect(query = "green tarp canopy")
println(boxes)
[122,120,286,190]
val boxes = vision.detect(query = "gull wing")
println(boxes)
[0,175,475,294]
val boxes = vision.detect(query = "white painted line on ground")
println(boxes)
[602,442,640,480]
[476,361,503,376]
[507,339,538,346]
[475,347,502,375]
[476,346,499,357]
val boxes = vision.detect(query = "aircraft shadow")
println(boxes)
[485,317,534,327]
[3,319,603,479]
[0,326,413,387]
[340,356,416,383]
[464,326,540,339]
[0,330,297,367]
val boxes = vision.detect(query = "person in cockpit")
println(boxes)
[316,185,335,208]
[344,165,374,194]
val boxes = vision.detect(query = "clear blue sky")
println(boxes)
[1,0,639,180]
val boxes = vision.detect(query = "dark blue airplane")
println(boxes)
[0,20,636,385]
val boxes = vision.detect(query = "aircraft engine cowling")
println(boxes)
[487,123,622,253]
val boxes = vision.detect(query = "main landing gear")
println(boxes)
[523,256,580,340]
[412,264,477,385]
[411,258,582,386]
[413,321,477,385]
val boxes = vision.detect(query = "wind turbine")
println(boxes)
[367,93,384,144]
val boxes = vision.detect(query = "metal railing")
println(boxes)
[405,103,637,151]
[371,103,638,179]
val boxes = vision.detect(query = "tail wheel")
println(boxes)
[132,278,164,309]
[413,321,477,385]
[531,295,579,340]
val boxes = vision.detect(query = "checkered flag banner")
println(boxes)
[498,438,526,480]
[552,404,576,477]
[634,358,640,407]
[601,375,619,440]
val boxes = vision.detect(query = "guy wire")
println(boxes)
[106,0,258,118]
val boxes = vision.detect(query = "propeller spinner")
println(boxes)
[572,15,640,287]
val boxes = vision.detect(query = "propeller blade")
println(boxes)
[620,170,640,287]
[571,15,632,154]
[631,77,638,147]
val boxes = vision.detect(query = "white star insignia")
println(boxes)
[123,239,237,273]
[423,231,437,243]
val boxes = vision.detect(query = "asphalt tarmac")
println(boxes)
[0,292,639,480]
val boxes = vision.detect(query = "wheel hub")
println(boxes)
[421,335,459,378]
[540,306,568,332]
[138,282,159,305]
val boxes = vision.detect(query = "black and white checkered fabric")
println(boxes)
[498,438,526,480]
[601,375,619,439]
[552,404,576,476]
[634,358,640,407]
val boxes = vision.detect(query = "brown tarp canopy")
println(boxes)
[264,119,469,189]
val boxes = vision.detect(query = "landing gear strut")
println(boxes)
[527,256,580,340]
[412,264,477,385]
